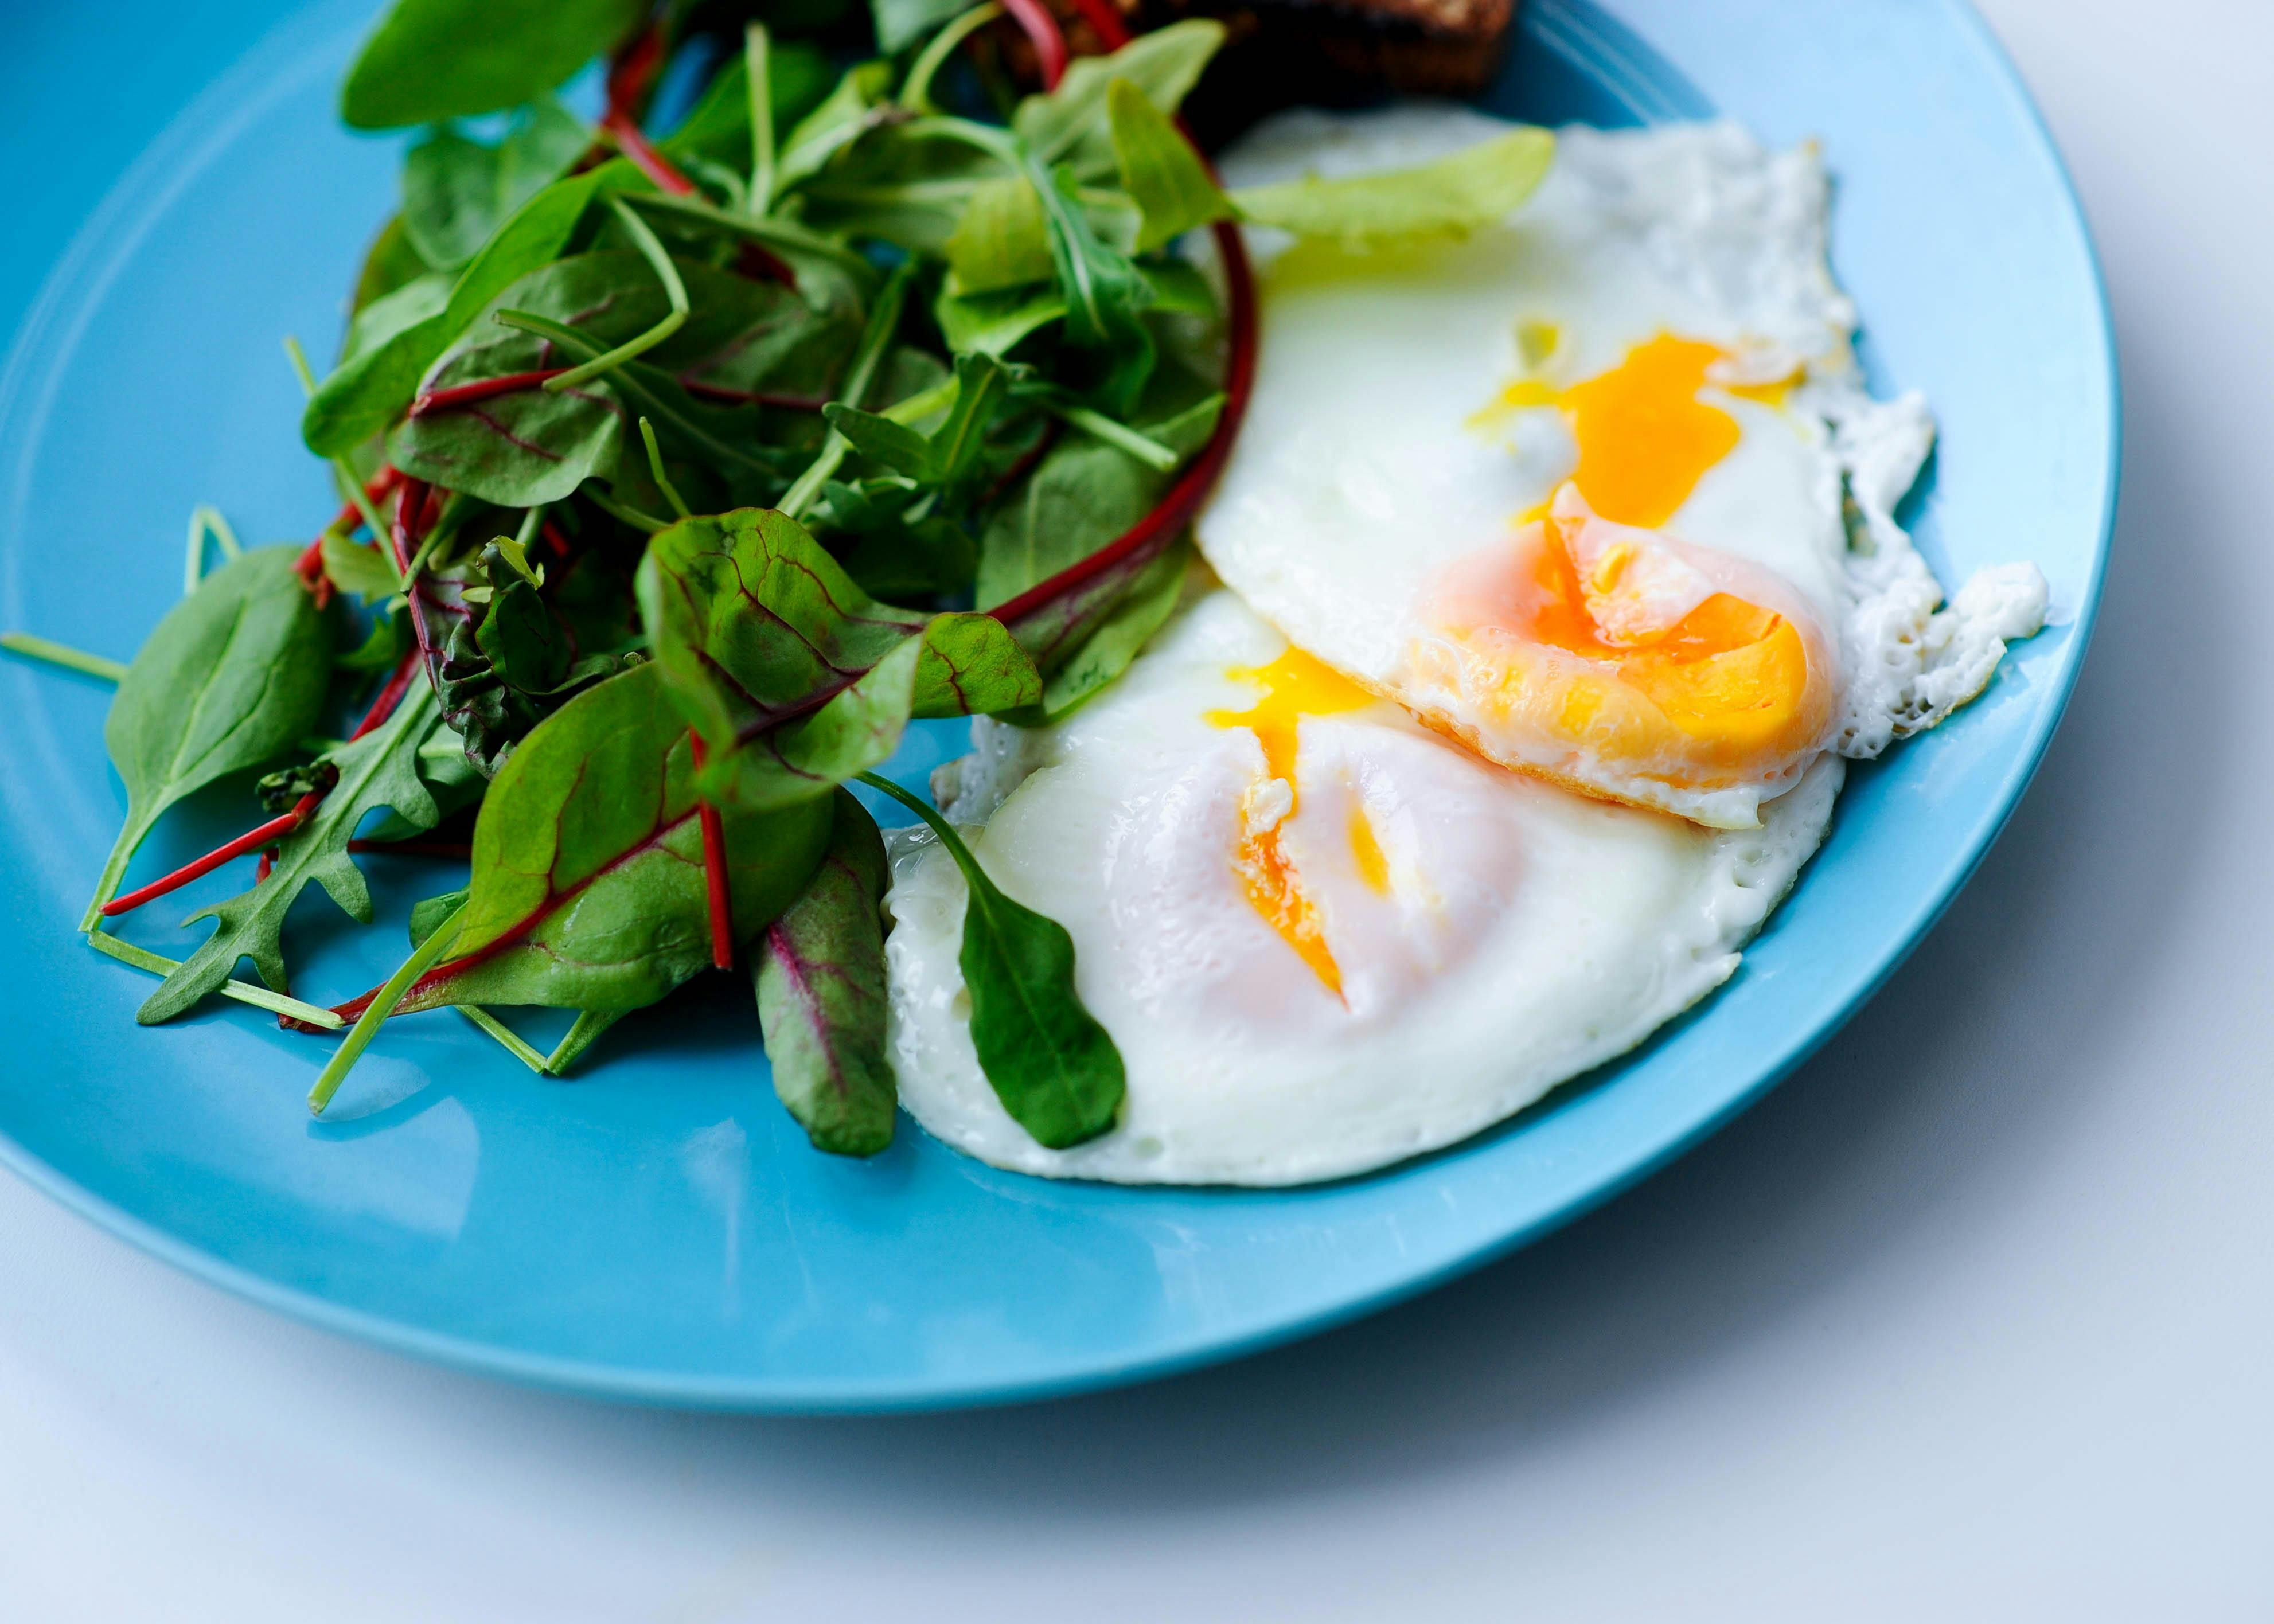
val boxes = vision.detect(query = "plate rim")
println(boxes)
[0,0,2118,1411]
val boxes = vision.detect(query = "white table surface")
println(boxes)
[6,1,2269,1616]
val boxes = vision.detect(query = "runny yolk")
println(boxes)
[1484,334,1796,530]
[1207,649,1379,996]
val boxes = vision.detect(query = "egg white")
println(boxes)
[1194,108,2047,828]
[882,587,1838,1186]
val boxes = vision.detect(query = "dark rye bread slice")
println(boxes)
[1009,0,1520,145]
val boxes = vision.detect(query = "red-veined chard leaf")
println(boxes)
[138,681,445,1024]
[304,169,609,459]
[859,773,1124,1150]
[340,0,646,131]
[756,789,895,1155]
[368,659,833,1016]
[634,508,1042,811]
[85,546,332,927]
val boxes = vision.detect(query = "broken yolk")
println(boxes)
[1514,513,1811,761]
[1208,649,1379,996]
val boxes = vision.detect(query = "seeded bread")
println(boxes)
[1012,0,1520,143]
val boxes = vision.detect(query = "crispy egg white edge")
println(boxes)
[1194,107,2049,823]
[877,588,1842,1187]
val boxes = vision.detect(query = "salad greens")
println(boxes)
[4,0,1550,1153]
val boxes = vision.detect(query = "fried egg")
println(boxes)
[1195,108,2048,827]
[882,585,1838,1186]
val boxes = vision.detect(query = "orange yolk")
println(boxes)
[1207,649,1381,995]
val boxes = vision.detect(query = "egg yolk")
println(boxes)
[1208,649,1387,996]
[1485,333,1797,528]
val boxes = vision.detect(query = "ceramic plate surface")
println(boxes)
[0,0,2113,1410]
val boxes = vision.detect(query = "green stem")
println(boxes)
[493,310,776,478]
[455,1005,547,1072]
[87,929,344,1029]
[583,485,672,534]
[781,263,918,518]
[1050,404,1179,470]
[856,771,985,888]
[309,900,467,1114]
[182,506,240,592]
[533,197,689,394]
[902,2,1004,114]
[545,1009,623,1075]
[282,334,319,397]
[639,418,692,518]
[80,816,150,932]
[619,190,879,288]
[745,22,775,213]
[1,631,127,684]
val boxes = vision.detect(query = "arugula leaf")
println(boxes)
[400,97,591,271]
[858,772,1122,1150]
[84,546,332,926]
[138,682,444,1023]
[305,171,606,458]
[371,660,833,1014]
[1108,79,1227,252]
[821,351,1011,505]
[757,789,897,1155]
[634,508,1040,810]
[1012,21,1224,181]
[1231,126,1557,247]
[434,542,625,775]
[340,0,646,130]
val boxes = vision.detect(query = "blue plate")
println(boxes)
[0,0,2113,1410]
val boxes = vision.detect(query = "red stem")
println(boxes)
[97,646,422,920]
[409,369,571,418]
[986,0,1258,632]
[687,733,735,970]
[102,794,320,918]
[295,464,404,603]
[1066,0,1133,49]
[602,110,697,197]
[1001,0,1070,87]
[606,22,669,122]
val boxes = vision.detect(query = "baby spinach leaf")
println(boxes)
[943,177,1056,295]
[85,546,331,926]
[374,661,833,1014]
[757,790,897,1155]
[814,476,978,599]
[401,97,591,271]
[871,0,972,52]
[354,216,435,313]
[1108,79,1227,252]
[858,772,1123,1150]
[1012,21,1224,181]
[306,171,606,458]
[635,508,1040,809]
[138,683,444,1023]
[319,530,406,600]
[1015,536,1189,723]
[977,384,1219,608]
[342,272,451,368]
[341,0,646,131]
[1231,126,1557,247]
